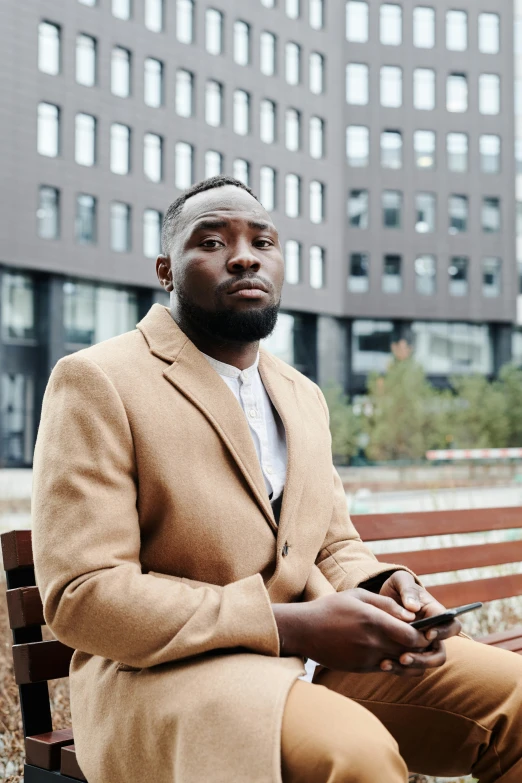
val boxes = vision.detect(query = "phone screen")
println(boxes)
[410,602,483,631]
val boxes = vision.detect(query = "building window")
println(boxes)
[480,135,500,173]
[346,1,368,42]
[415,192,436,233]
[380,4,402,46]
[76,34,96,86]
[285,240,301,284]
[0,372,35,466]
[446,10,467,51]
[38,21,61,75]
[449,257,468,297]
[285,174,301,217]
[78,0,97,4]
[177,0,194,43]
[37,186,60,239]
[37,103,59,157]
[310,246,325,289]
[233,89,250,135]
[380,66,402,108]
[111,46,131,97]
[415,254,436,295]
[260,99,276,144]
[1,273,35,341]
[144,133,162,182]
[63,281,138,346]
[286,42,301,86]
[112,0,131,20]
[261,0,275,6]
[483,258,501,297]
[144,58,163,107]
[447,73,468,112]
[310,181,324,224]
[380,130,402,169]
[309,52,324,95]
[346,125,369,166]
[176,69,193,117]
[285,108,300,151]
[449,194,468,234]
[260,31,276,76]
[414,130,435,169]
[234,21,251,66]
[479,13,500,54]
[175,142,193,189]
[205,80,223,127]
[309,116,324,159]
[143,209,162,258]
[309,0,324,30]
[482,197,500,233]
[205,150,223,178]
[348,189,369,229]
[447,132,468,172]
[412,322,493,375]
[75,113,96,166]
[110,123,130,175]
[413,7,435,48]
[286,0,300,19]
[352,320,394,373]
[348,253,369,292]
[413,68,435,110]
[145,0,163,32]
[233,158,250,186]
[346,63,368,105]
[260,166,276,211]
[479,74,500,115]
[206,9,223,55]
[75,194,97,244]
[383,255,402,293]
[382,190,402,228]
[110,202,131,252]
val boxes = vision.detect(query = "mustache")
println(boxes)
[214,274,275,297]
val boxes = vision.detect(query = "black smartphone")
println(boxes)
[410,602,483,631]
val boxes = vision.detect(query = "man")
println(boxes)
[33,176,522,783]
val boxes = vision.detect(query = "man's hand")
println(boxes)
[272,589,434,676]
[378,571,462,675]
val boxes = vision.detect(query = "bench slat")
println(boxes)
[378,540,522,576]
[13,639,74,685]
[61,745,87,781]
[353,507,522,542]
[25,729,74,770]
[6,586,45,629]
[478,626,522,646]
[429,573,522,608]
[1,530,34,570]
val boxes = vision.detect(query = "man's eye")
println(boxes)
[256,239,273,248]
[201,239,222,248]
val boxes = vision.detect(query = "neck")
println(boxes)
[170,306,259,370]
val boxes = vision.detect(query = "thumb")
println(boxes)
[358,591,416,622]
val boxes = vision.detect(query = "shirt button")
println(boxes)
[243,370,249,379]
[249,409,257,418]
[265,465,273,475]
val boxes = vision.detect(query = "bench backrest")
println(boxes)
[1,530,74,738]
[353,506,522,608]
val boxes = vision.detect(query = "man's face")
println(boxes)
[157,186,285,343]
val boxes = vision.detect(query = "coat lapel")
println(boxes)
[137,305,277,532]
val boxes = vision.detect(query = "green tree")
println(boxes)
[449,374,509,449]
[321,384,362,464]
[497,364,522,446]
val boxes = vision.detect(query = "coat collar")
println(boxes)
[137,305,307,541]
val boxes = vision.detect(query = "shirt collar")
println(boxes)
[200,350,260,379]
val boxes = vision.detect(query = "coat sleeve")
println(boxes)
[32,353,280,669]
[313,388,418,592]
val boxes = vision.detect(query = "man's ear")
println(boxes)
[156,255,174,292]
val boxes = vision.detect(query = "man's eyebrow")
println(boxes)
[191,219,229,232]
[248,220,276,232]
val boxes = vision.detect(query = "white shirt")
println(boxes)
[201,352,287,502]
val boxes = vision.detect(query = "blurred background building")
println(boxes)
[0,0,518,466]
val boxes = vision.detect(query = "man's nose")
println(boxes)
[226,241,261,273]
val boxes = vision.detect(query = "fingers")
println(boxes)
[424,618,462,643]
[380,640,447,675]
[355,589,416,623]
[391,571,422,613]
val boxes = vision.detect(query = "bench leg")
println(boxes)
[24,763,87,782]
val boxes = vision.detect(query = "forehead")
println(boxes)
[181,186,274,231]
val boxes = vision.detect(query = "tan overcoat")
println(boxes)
[33,304,410,783]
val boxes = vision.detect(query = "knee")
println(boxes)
[320,721,407,783]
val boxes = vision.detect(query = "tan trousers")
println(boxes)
[281,636,522,782]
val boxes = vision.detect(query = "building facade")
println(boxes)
[0,0,516,466]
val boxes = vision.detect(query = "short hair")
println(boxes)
[161,175,259,255]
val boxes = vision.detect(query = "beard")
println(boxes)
[175,286,280,344]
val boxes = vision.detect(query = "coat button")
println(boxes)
[282,542,290,557]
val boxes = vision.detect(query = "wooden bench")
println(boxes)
[2,509,522,779]
[353,506,522,653]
